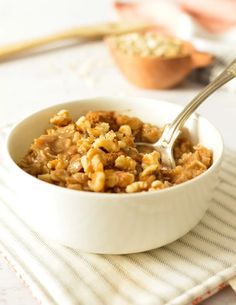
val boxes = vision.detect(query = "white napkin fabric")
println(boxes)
[0,129,236,305]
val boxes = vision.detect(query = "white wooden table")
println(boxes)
[0,0,236,304]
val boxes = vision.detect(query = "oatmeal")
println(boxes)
[112,33,183,58]
[19,110,212,193]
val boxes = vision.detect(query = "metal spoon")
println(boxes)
[136,59,236,168]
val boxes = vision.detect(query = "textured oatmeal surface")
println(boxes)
[19,110,212,193]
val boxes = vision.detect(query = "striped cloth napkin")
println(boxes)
[0,128,236,305]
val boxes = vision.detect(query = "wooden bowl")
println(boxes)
[105,37,213,89]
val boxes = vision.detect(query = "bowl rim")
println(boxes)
[5,96,224,199]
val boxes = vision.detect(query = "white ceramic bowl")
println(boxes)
[5,97,223,254]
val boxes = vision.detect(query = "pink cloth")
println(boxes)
[114,0,236,34]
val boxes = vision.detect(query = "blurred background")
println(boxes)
[0,1,236,305]
[0,0,236,147]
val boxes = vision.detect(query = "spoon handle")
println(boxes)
[162,59,236,145]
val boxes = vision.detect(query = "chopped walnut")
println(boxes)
[19,110,212,193]
[142,151,161,169]
[67,154,82,174]
[81,149,104,175]
[89,171,105,192]
[86,111,116,129]
[149,180,171,191]
[141,123,161,143]
[115,155,136,171]
[105,169,119,188]
[50,109,72,126]
[93,131,119,152]
[140,164,159,178]
[38,173,52,183]
[118,125,132,137]
[75,116,91,132]
[104,170,134,189]
[116,171,135,188]
[66,172,88,185]
[115,114,142,132]
[126,181,148,193]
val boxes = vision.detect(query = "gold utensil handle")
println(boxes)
[0,22,151,60]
